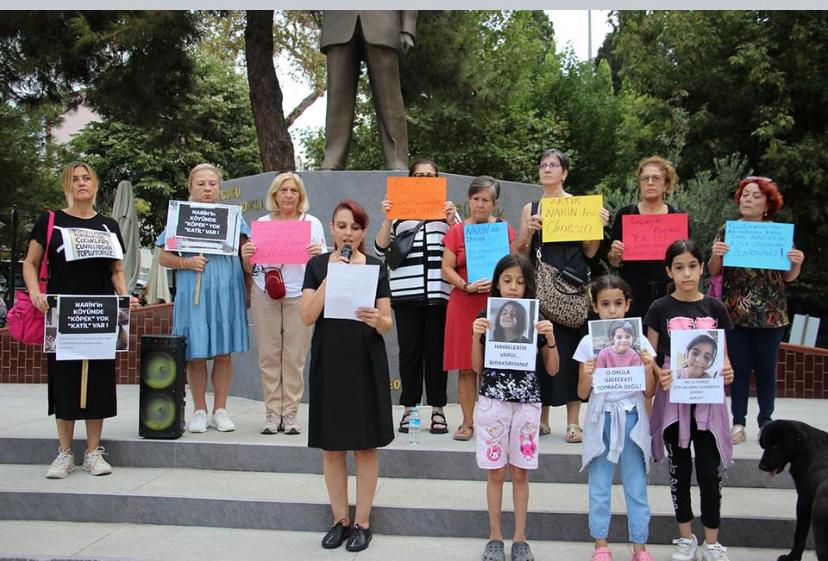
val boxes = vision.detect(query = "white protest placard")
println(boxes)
[54,295,119,361]
[588,318,646,393]
[324,263,380,320]
[58,227,124,262]
[669,329,725,404]
[44,295,130,353]
[164,201,242,255]
[484,297,539,370]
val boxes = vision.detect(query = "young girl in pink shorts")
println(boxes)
[471,255,559,561]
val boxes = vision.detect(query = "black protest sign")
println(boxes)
[58,296,118,335]
[175,204,229,241]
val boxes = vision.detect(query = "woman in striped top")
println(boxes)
[375,158,460,435]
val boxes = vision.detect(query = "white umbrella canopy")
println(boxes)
[146,246,171,304]
[111,180,141,293]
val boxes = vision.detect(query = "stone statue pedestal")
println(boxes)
[220,170,541,404]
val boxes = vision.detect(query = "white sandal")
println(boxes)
[731,424,746,444]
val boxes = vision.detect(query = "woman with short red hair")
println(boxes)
[708,176,805,445]
[301,199,394,552]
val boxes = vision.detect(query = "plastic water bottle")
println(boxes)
[408,407,421,446]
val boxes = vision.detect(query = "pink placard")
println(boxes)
[250,220,312,264]
[622,213,688,261]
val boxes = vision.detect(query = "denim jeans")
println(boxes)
[727,326,786,428]
[588,408,650,544]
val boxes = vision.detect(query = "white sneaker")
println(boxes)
[45,447,75,479]
[83,446,112,476]
[282,413,300,435]
[210,408,236,432]
[260,412,280,434]
[701,542,730,561]
[671,534,698,561]
[187,409,209,433]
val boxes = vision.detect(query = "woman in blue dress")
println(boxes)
[156,163,253,433]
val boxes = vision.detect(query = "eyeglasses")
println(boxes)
[538,162,562,170]
[412,172,437,178]
[639,174,664,183]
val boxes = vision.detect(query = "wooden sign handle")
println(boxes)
[194,252,203,306]
[80,360,89,409]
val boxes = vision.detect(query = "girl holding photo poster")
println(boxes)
[644,240,735,561]
[157,164,253,433]
[470,255,558,561]
[574,276,656,561]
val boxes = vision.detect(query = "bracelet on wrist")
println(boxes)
[180,257,185,269]
[546,340,557,349]
[462,282,469,293]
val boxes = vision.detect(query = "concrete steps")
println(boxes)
[2,521,819,561]
[0,384,823,558]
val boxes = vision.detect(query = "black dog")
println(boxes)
[759,419,828,561]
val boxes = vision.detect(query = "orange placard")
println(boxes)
[386,177,447,220]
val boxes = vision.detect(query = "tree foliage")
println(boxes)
[62,54,262,245]
[605,10,828,328]
[0,11,199,127]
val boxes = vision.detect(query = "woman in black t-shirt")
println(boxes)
[608,156,685,321]
[22,162,137,479]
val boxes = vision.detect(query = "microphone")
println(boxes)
[341,244,353,262]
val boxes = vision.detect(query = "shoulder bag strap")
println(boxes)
[38,211,55,290]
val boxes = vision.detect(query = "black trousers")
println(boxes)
[663,418,722,528]
[393,301,448,407]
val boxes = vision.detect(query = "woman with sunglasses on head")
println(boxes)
[707,176,804,445]
[607,156,685,322]
[374,158,459,436]
[516,148,610,444]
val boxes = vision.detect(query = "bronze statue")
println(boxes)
[320,11,417,171]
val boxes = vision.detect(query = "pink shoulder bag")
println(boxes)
[8,211,55,345]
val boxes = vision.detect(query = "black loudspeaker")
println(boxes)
[139,335,187,439]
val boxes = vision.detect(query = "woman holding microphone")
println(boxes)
[301,199,393,552]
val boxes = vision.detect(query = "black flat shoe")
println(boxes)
[345,524,372,552]
[321,520,351,549]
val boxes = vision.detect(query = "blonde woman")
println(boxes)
[243,172,327,434]
[157,164,254,433]
[23,162,137,478]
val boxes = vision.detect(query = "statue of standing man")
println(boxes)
[320,11,417,171]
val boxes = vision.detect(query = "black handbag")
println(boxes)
[385,221,425,270]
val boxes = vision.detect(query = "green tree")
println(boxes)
[63,54,262,245]
[606,10,828,331]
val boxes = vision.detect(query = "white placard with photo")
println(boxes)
[52,295,120,361]
[484,297,539,370]
[587,318,646,393]
[669,329,726,404]
[58,227,124,262]
[323,263,380,320]
[164,201,242,255]
[45,295,130,353]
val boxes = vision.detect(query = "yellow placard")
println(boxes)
[386,177,447,220]
[541,195,604,242]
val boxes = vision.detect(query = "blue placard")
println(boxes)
[465,222,510,282]
[723,221,794,271]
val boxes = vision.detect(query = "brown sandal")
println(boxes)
[453,424,474,441]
